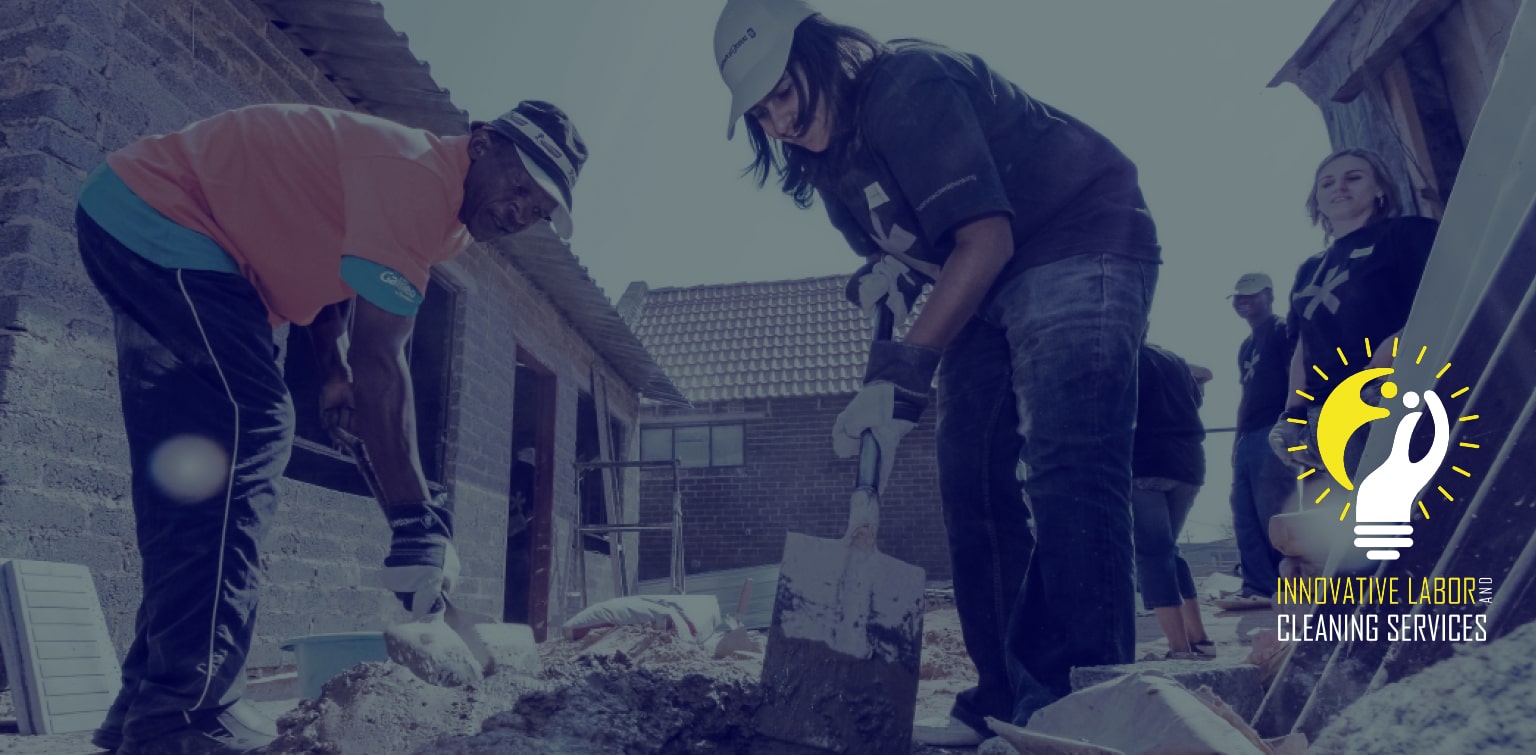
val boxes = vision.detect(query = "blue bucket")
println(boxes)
[280,632,389,698]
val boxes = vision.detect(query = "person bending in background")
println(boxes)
[1131,342,1212,658]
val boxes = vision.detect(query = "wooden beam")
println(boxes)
[1333,0,1459,102]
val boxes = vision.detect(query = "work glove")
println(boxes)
[382,495,460,620]
[833,340,941,490]
[1268,406,1321,471]
[845,255,927,325]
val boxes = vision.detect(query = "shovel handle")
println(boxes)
[856,304,896,492]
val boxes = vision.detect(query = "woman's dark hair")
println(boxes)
[742,15,883,208]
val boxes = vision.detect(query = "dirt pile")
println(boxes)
[1310,620,1536,754]
[269,625,762,755]
[427,656,761,754]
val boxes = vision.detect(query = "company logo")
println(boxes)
[1285,337,1480,561]
[378,270,421,305]
[718,27,756,71]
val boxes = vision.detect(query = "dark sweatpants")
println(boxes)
[75,208,294,742]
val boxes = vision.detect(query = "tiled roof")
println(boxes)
[627,276,894,403]
[258,0,685,406]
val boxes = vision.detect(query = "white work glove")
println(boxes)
[833,340,941,490]
[381,497,461,621]
[1268,406,1321,471]
[845,255,927,325]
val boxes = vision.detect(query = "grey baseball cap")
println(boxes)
[1229,273,1273,297]
[714,0,817,139]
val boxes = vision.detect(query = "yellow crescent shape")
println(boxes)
[1316,367,1395,490]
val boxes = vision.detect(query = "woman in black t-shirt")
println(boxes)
[1270,148,1438,473]
[713,0,1159,743]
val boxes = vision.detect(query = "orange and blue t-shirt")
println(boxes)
[77,104,474,326]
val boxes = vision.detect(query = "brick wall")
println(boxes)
[636,396,951,582]
[0,0,639,668]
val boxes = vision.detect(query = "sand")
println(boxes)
[1309,620,1536,754]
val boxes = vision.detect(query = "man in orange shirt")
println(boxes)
[74,101,586,754]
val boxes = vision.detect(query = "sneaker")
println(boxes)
[913,715,988,747]
[118,701,277,755]
[1164,649,1217,661]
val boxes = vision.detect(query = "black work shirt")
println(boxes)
[1237,314,1294,433]
[1133,344,1206,485]
[1287,217,1438,402]
[815,43,1160,297]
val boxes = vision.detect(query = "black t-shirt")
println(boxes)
[1133,344,1206,485]
[1287,216,1438,402]
[1237,314,1294,433]
[815,43,1160,296]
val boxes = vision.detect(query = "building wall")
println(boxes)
[636,396,951,583]
[0,0,637,668]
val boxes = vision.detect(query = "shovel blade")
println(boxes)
[755,531,926,753]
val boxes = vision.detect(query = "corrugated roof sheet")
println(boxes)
[498,227,689,406]
[256,0,685,406]
[629,276,899,403]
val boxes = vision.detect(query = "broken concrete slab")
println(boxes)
[383,619,484,688]
[1029,671,1267,754]
[464,622,540,678]
[1070,658,1266,720]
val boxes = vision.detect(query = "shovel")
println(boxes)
[331,428,537,686]
[753,305,927,754]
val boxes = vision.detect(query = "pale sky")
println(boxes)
[377,1,1337,543]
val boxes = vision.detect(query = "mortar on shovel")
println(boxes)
[331,428,540,687]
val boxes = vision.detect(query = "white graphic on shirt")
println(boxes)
[1296,267,1350,319]
[1241,350,1260,384]
[863,183,916,255]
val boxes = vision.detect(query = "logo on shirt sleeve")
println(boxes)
[378,270,422,306]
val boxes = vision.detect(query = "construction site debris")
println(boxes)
[1070,659,1265,720]
[1308,619,1536,754]
[383,619,484,688]
[1026,671,1268,754]
[561,595,723,642]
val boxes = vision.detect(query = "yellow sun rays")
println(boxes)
[1286,340,1480,525]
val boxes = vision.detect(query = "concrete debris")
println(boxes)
[384,619,484,688]
[1070,658,1265,720]
[1309,619,1536,755]
[1026,671,1268,754]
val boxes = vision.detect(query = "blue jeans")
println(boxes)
[76,208,294,743]
[936,253,1156,728]
[1131,480,1200,609]
[1230,428,1292,596]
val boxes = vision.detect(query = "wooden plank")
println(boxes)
[592,368,626,597]
[1334,0,1458,102]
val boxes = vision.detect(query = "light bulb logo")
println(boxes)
[1285,337,1480,560]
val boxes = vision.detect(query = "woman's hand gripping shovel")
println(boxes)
[753,303,927,754]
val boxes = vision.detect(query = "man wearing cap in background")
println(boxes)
[1226,273,1296,607]
[73,101,585,754]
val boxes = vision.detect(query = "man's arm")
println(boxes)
[307,302,356,446]
[348,297,431,507]
[903,214,1013,351]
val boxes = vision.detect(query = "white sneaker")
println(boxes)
[913,716,987,747]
